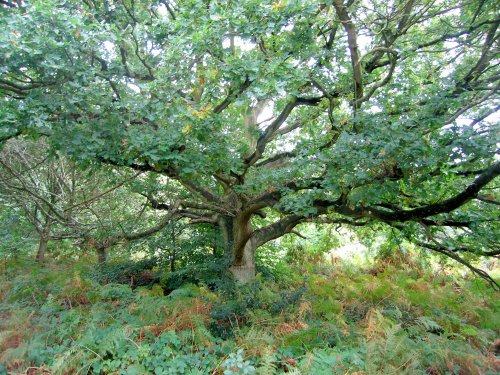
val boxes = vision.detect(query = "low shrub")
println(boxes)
[89,257,160,287]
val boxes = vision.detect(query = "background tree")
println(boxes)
[0,0,498,283]
[0,139,91,260]
[0,139,179,262]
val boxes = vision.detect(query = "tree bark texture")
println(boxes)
[36,236,48,261]
[97,246,107,264]
[36,219,52,261]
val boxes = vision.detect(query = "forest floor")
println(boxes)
[0,257,498,374]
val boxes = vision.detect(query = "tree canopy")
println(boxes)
[0,0,498,284]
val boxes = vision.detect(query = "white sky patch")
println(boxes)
[366,105,382,114]
[128,83,141,93]
[103,41,116,57]
[306,57,318,68]
[480,111,500,126]
[452,108,500,130]
[440,40,462,78]
[257,102,275,127]
[357,34,372,54]
[222,36,256,52]
[157,3,167,16]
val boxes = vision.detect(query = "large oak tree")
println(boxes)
[1,0,498,283]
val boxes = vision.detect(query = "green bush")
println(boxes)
[89,258,160,287]
[160,260,235,292]
[99,283,134,301]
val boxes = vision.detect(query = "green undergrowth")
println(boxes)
[0,259,498,374]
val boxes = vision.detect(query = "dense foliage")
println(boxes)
[0,256,498,374]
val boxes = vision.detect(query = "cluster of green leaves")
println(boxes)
[0,205,35,259]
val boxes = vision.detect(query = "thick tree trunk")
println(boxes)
[97,246,107,264]
[229,237,257,283]
[36,236,48,261]
[219,212,301,283]
[219,214,257,283]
